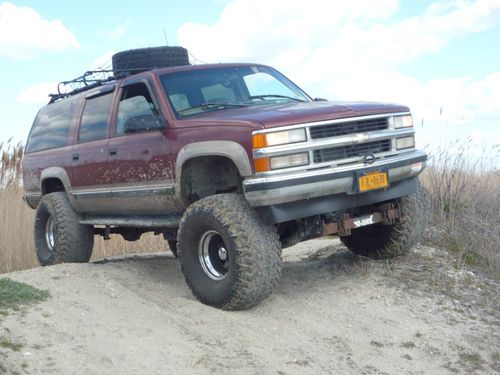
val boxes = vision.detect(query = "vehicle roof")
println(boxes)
[151,62,269,75]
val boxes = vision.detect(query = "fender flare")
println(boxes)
[39,167,81,212]
[175,141,252,204]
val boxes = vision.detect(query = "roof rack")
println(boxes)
[48,69,114,104]
[48,67,154,104]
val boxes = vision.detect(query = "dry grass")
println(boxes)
[421,141,500,277]
[0,141,165,274]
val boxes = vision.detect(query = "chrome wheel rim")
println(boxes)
[198,230,229,280]
[45,217,55,251]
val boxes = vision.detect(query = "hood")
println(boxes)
[173,101,410,129]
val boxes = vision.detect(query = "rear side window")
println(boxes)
[26,96,78,153]
[78,92,113,143]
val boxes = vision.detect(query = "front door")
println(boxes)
[106,80,177,213]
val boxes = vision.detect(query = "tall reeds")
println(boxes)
[0,141,37,273]
[421,141,500,276]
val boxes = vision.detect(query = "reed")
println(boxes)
[421,141,500,276]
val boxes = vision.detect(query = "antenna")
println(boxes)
[163,29,169,46]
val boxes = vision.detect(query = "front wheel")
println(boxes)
[340,182,428,259]
[34,192,94,266]
[177,194,282,310]
[167,240,178,258]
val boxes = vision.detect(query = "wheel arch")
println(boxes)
[39,167,81,212]
[40,167,71,195]
[175,141,252,206]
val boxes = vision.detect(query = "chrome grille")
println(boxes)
[313,140,391,163]
[309,118,388,139]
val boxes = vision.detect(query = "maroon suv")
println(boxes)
[22,47,427,310]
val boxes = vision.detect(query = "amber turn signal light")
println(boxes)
[253,157,270,172]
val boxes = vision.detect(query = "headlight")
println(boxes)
[252,128,306,148]
[393,115,413,129]
[396,136,415,150]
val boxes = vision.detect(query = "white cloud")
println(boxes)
[178,0,500,67]
[99,19,131,40]
[0,2,80,59]
[16,82,58,104]
[178,0,500,150]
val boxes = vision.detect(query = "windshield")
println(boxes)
[160,65,311,119]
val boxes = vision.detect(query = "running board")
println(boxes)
[79,214,182,228]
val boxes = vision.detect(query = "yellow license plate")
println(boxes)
[358,171,388,192]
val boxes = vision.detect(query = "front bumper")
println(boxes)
[243,149,426,222]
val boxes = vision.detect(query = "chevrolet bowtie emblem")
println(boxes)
[354,133,368,143]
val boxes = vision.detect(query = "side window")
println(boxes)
[78,92,113,143]
[116,83,161,136]
[26,96,78,153]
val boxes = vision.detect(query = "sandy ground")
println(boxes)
[0,239,499,374]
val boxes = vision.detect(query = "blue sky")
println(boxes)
[1,0,499,163]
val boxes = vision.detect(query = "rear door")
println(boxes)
[69,87,115,213]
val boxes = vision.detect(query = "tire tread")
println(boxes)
[178,194,282,310]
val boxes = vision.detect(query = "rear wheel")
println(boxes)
[34,192,94,266]
[177,194,282,310]
[340,183,428,259]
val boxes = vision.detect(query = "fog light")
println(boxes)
[396,136,415,150]
[270,153,309,169]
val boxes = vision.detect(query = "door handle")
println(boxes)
[72,153,79,161]
[109,148,117,156]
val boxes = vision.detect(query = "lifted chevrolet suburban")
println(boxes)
[22,46,427,310]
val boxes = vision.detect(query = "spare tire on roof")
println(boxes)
[112,46,190,76]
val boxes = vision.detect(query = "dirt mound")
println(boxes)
[1,239,498,374]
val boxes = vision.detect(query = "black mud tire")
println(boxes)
[112,46,189,76]
[340,182,428,259]
[177,194,282,310]
[34,192,94,266]
[167,240,178,258]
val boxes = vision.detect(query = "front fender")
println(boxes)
[174,140,252,205]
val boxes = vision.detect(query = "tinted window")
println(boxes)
[78,92,113,143]
[26,96,79,153]
[116,83,161,136]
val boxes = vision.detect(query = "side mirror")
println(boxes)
[314,98,328,102]
[123,114,162,134]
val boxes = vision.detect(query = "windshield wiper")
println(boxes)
[248,94,305,102]
[178,102,248,114]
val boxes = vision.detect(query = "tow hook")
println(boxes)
[322,205,401,237]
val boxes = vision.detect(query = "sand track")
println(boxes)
[1,239,498,374]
